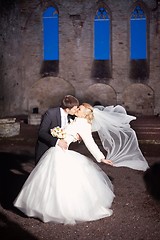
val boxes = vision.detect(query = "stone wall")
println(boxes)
[0,0,160,117]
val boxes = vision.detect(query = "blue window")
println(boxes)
[94,8,110,60]
[130,6,147,60]
[43,7,59,60]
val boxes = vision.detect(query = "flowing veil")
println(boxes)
[92,105,149,171]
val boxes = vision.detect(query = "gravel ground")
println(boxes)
[0,123,160,240]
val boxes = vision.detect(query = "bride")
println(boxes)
[14,103,115,224]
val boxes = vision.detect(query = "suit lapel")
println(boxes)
[57,107,61,127]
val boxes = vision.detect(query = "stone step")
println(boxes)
[131,116,160,126]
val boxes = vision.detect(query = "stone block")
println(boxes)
[28,114,42,125]
[0,118,20,137]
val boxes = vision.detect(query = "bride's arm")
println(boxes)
[77,119,108,163]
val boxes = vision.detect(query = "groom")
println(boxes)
[35,95,79,165]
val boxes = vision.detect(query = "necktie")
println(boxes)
[67,115,75,123]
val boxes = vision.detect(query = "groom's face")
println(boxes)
[67,106,78,115]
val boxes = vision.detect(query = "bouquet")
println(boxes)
[50,126,66,139]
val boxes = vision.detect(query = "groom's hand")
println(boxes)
[58,139,68,150]
[76,134,82,142]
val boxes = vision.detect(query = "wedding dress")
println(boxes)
[14,118,115,224]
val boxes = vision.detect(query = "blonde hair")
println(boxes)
[81,103,94,124]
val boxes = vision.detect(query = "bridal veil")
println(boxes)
[92,105,149,171]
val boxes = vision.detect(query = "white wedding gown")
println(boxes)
[14,118,115,224]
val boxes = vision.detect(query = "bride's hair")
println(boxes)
[81,103,94,124]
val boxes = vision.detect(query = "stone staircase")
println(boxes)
[131,116,160,157]
[131,116,160,143]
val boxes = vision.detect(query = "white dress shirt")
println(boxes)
[60,108,68,128]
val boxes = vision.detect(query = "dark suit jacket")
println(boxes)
[35,107,61,164]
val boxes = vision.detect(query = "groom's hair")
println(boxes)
[61,95,79,109]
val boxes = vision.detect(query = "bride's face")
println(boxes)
[75,105,86,118]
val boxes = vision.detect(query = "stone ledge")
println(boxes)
[0,118,16,124]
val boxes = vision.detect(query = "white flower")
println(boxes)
[50,126,66,139]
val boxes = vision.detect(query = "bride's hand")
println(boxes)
[101,159,113,166]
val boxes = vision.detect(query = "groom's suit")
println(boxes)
[35,107,62,165]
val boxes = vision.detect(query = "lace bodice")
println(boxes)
[63,118,105,163]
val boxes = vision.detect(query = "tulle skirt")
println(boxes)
[14,146,115,224]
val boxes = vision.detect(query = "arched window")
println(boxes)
[43,7,59,60]
[130,5,146,60]
[94,7,110,60]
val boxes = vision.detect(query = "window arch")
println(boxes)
[94,7,110,60]
[130,5,147,60]
[43,7,59,60]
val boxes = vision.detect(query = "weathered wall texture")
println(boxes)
[0,0,160,117]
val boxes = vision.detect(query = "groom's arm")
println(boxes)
[38,109,58,147]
